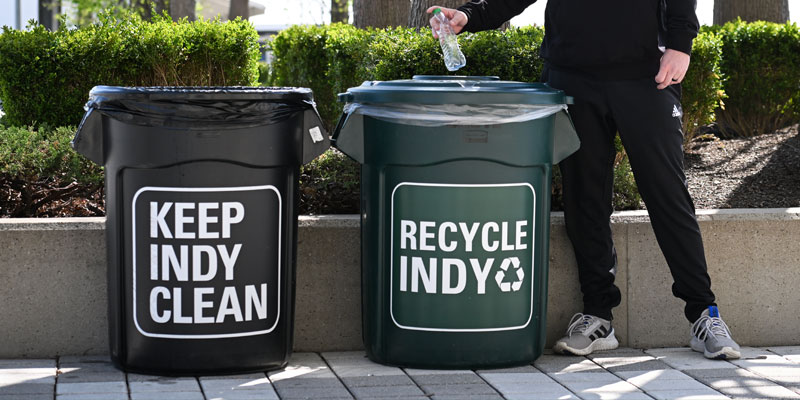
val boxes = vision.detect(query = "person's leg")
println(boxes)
[605,79,715,323]
[546,68,622,321]
[606,79,739,359]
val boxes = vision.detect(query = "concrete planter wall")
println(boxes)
[1,209,798,358]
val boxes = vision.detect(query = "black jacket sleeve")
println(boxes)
[456,0,537,33]
[664,0,700,55]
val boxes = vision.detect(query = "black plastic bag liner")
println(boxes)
[73,86,322,164]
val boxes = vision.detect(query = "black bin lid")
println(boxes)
[89,86,314,102]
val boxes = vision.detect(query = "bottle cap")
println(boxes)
[432,8,442,15]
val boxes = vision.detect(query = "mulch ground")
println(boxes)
[684,124,800,209]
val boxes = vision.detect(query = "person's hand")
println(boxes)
[655,49,690,90]
[426,6,468,38]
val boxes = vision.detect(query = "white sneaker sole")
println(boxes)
[553,331,619,356]
[690,338,741,360]
[705,347,741,360]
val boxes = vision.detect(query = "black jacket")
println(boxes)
[457,0,699,80]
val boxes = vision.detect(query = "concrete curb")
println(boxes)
[1,208,798,357]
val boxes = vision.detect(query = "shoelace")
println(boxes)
[565,313,595,335]
[692,314,732,340]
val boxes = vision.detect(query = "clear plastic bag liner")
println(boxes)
[342,102,567,127]
[84,95,317,130]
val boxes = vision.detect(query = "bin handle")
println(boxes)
[331,111,349,145]
[338,92,354,103]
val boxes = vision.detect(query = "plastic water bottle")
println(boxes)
[431,8,466,71]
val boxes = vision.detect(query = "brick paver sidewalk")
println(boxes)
[1,347,799,400]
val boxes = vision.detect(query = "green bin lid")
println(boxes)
[338,75,567,105]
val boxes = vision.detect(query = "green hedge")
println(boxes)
[682,31,724,142]
[0,12,261,127]
[0,125,102,217]
[714,20,800,137]
[0,126,99,185]
[365,26,447,80]
[460,27,545,83]
[270,25,334,128]
[368,26,546,81]
[269,24,548,131]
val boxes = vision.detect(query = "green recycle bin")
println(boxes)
[333,75,580,369]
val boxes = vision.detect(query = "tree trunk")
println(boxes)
[134,0,169,20]
[39,0,59,30]
[714,0,790,24]
[229,0,249,20]
[353,0,409,29]
[138,0,168,20]
[331,0,349,24]
[170,0,196,21]
[408,0,464,29]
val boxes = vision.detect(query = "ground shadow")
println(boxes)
[725,131,800,208]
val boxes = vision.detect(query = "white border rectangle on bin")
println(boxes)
[389,182,536,332]
[131,185,282,339]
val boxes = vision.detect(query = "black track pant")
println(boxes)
[544,66,716,323]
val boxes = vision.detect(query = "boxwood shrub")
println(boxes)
[714,20,800,137]
[0,11,261,127]
[682,31,724,142]
[0,125,102,217]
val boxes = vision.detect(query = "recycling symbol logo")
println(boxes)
[494,257,525,292]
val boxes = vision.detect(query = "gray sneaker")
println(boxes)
[552,313,619,356]
[690,306,741,360]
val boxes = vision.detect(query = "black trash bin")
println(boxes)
[73,86,329,375]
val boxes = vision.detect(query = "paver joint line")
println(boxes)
[195,376,206,400]
[319,351,361,400]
